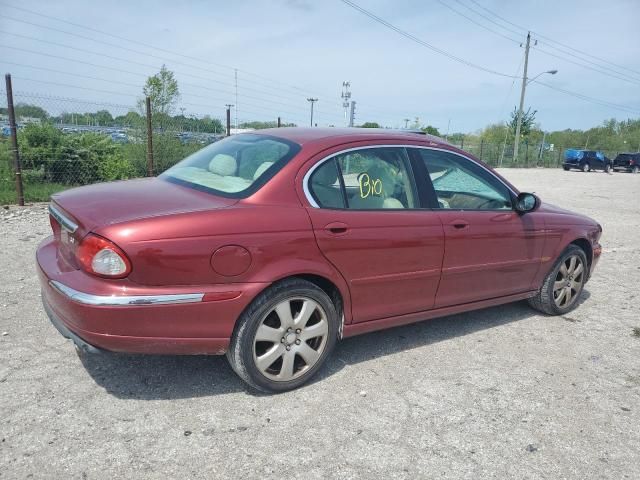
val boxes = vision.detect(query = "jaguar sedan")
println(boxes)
[37,128,602,392]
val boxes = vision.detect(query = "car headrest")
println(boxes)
[313,163,338,186]
[209,154,237,176]
[253,162,274,180]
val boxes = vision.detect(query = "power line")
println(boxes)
[0,3,321,96]
[338,0,518,79]
[0,26,329,106]
[436,0,521,44]
[0,46,344,120]
[532,46,640,86]
[447,1,640,85]
[465,0,640,78]
[533,80,640,115]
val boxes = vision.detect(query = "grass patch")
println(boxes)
[0,182,69,205]
[633,327,640,338]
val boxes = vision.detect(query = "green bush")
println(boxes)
[98,152,137,181]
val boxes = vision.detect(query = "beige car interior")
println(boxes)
[170,154,274,193]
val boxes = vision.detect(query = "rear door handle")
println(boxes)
[324,221,349,235]
[449,220,469,229]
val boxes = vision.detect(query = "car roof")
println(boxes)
[251,127,450,147]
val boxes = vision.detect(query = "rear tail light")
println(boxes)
[75,234,132,278]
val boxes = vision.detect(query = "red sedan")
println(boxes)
[37,128,602,392]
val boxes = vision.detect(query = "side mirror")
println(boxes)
[515,192,540,213]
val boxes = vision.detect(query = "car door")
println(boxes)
[301,145,445,323]
[409,147,545,308]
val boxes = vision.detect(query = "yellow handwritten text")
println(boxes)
[359,173,383,199]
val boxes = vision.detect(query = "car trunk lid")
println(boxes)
[51,177,236,233]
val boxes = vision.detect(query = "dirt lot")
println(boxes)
[1,168,639,479]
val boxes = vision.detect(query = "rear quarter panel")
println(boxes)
[94,204,354,323]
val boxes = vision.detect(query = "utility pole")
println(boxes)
[234,69,238,131]
[538,131,547,161]
[513,32,531,162]
[225,104,234,136]
[307,98,318,127]
[403,118,410,129]
[349,101,356,127]
[341,82,351,126]
[145,96,154,176]
[5,74,24,206]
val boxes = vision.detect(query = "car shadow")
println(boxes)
[80,291,590,399]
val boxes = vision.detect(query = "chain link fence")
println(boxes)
[0,81,627,205]
[0,87,229,204]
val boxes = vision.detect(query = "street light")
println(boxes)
[526,69,558,85]
[513,36,558,161]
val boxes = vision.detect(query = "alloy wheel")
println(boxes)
[253,297,329,381]
[553,255,585,308]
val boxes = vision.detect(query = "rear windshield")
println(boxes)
[161,134,300,197]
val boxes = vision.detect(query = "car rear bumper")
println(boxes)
[37,236,266,355]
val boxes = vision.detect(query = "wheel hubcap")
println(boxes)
[553,255,585,308]
[253,297,329,382]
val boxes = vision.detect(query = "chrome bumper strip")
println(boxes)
[48,204,79,233]
[49,280,204,306]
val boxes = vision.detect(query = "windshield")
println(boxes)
[161,134,300,197]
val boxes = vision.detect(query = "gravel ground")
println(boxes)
[1,168,639,479]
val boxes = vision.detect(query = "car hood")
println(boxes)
[51,177,236,234]
[537,201,597,226]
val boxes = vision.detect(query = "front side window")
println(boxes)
[161,134,300,197]
[416,149,512,210]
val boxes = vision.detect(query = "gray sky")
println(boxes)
[1,0,639,132]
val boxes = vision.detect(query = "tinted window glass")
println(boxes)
[309,159,345,209]
[161,134,299,197]
[416,149,512,210]
[336,147,416,209]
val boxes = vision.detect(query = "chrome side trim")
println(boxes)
[48,204,78,233]
[302,144,517,208]
[49,280,204,306]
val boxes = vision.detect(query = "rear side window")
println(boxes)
[308,159,345,209]
[336,148,416,209]
[308,147,417,210]
[415,149,512,210]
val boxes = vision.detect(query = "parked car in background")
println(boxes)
[38,128,603,392]
[563,149,612,172]
[612,152,640,173]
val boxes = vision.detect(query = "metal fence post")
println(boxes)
[226,107,231,136]
[277,116,281,128]
[479,139,484,161]
[460,137,464,150]
[5,74,24,206]
[145,96,154,176]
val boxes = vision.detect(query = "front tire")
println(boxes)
[604,164,611,173]
[226,278,338,393]
[562,165,570,171]
[581,162,590,172]
[632,165,639,174]
[528,245,588,315]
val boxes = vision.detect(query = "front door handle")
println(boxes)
[324,221,349,235]
[449,220,469,229]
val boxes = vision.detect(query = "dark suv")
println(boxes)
[612,152,640,173]
[563,149,612,172]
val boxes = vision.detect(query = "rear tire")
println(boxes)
[562,165,570,171]
[528,245,588,315]
[632,165,639,174]
[604,164,611,173]
[226,278,339,393]
[581,162,590,172]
